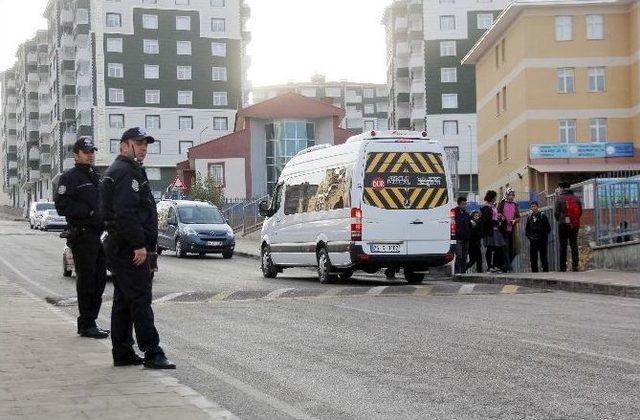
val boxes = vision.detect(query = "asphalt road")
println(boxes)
[1,219,639,419]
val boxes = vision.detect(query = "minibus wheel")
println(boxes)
[261,245,278,278]
[317,248,337,284]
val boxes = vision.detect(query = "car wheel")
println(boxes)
[404,269,425,284]
[261,245,278,278]
[338,269,353,281]
[317,247,337,284]
[222,250,233,259]
[62,257,72,277]
[175,238,186,258]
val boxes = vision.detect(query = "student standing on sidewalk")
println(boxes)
[102,127,175,369]
[497,188,520,272]
[466,210,483,273]
[453,197,471,274]
[525,202,551,272]
[480,190,506,273]
[54,138,109,339]
[554,181,582,272]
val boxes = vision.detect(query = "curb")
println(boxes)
[233,249,260,261]
[453,274,640,299]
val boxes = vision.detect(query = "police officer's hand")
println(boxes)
[133,248,148,266]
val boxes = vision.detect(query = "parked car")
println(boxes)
[258,130,455,284]
[38,209,68,231]
[156,200,235,258]
[28,201,55,229]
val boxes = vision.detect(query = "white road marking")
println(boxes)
[458,284,476,294]
[263,288,295,300]
[332,304,408,320]
[521,339,640,366]
[153,291,192,304]
[0,255,61,297]
[367,286,388,295]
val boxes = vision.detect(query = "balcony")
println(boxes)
[395,17,408,31]
[27,52,37,64]
[396,67,410,78]
[8,161,17,170]
[29,169,41,181]
[28,148,40,161]
[63,131,76,147]
[395,79,410,94]
[6,135,17,146]
[409,53,424,68]
[63,158,75,171]
[61,9,74,24]
[411,79,425,93]
[27,120,39,131]
[410,107,426,120]
[9,177,18,186]
[40,153,52,172]
[27,73,39,85]
[397,93,410,103]
[241,4,251,18]
[61,34,74,48]
[395,42,409,56]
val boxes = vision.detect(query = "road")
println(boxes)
[1,218,639,419]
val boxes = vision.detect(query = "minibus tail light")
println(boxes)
[449,208,456,240]
[351,207,362,241]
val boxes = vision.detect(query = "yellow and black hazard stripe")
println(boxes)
[363,152,449,210]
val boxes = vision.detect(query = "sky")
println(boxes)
[0,0,391,86]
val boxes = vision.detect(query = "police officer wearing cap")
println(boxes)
[55,137,110,339]
[101,127,175,369]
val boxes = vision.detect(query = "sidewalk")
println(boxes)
[456,270,640,299]
[0,276,236,420]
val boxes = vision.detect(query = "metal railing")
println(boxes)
[591,176,640,245]
[222,195,268,235]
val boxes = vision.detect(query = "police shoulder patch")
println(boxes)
[58,185,66,195]
[131,179,139,192]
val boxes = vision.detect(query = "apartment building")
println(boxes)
[0,0,250,209]
[463,0,640,198]
[0,68,19,206]
[383,0,508,193]
[252,75,389,135]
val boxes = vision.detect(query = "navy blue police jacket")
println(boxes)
[54,164,102,230]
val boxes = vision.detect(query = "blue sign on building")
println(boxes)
[530,143,634,159]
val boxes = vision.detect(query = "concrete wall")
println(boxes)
[591,240,640,271]
[194,157,246,199]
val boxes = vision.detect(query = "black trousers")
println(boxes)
[558,225,579,271]
[529,240,549,272]
[104,235,163,360]
[467,240,483,273]
[502,231,515,272]
[455,240,469,274]
[68,230,107,332]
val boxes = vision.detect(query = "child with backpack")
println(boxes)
[525,202,551,272]
[554,181,582,272]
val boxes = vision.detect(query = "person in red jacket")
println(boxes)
[554,181,583,272]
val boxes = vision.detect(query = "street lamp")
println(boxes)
[467,124,473,195]
[198,126,210,145]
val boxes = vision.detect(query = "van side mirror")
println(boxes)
[258,200,272,217]
[167,217,177,226]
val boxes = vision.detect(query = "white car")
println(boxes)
[258,130,455,284]
[29,201,55,229]
[39,209,68,231]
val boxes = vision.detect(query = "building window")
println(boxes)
[211,42,226,56]
[496,92,501,115]
[497,138,502,163]
[211,18,225,32]
[443,120,458,135]
[376,102,388,113]
[177,41,191,55]
[364,104,375,114]
[177,90,193,105]
[440,15,456,31]
[559,119,577,143]
[176,16,191,30]
[325,87,341,98]
[503,134,508,160]
[179,116,193,130]
[76,9,89,24]
[142,14,158,29]
[109,139,120,153]
[363,120,375,131]
[557,68,575,93]
[211,0,225,6]
[213,91,228,106]
[175,0,189,5]
[363,88,374,98]
[177,65,192,80]
[477,13,493,30]
[502,86,507,111]
[442,94,458,109]
[441,67,457,83]
[179,141,193,154]
[145,90,160,104]
[213,117,228,130]
[440,41,456,56]
[109,114,124,128]
[147,140,161,154]
[107,63,123,78]
[590,118,607,143]
[145,115,161,129]
[108,88,124,103]
[208,164,224,186]
[144,64,159,79]
[588,67,605,92]
[143,39,159,54]
[495,45,500,68]
[106,37,123,53]
[555,16,572,41]
[501,39,506,63]
[212,67,227,81]
[586,14,604,40]
[106,13,121,28]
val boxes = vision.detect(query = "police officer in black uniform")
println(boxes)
[55,137,110,339]
[101,127,175,369]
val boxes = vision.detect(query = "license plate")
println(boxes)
[370,244,400,253]
[207,241,223,246]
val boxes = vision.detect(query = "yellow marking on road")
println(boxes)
[501,285,519,294]
[209,290,238,302]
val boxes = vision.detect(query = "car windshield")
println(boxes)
[36,203,55,211]
[178,206,225,224]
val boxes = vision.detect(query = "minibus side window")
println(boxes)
[272,183,284,213]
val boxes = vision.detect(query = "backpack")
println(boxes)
[563,195,581,228]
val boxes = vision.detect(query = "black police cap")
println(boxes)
[121,127,156,144]
[73,137,98,153]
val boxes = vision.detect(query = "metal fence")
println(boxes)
[509,205,561,273]
[591,176,640,245]
[222,195,268,235]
